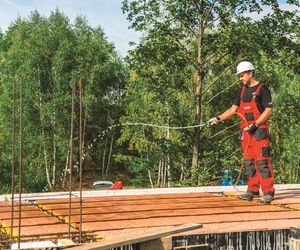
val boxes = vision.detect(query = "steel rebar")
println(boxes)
[18,79,23,249]
[68,82,75,238]
[79,77,83,243]
[10,81,16,241]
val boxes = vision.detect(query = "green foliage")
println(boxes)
[128,157,151,186]
[1,3,300,193]
[120,0,300,186]
[270,70,300,183]
[0,10,128,194]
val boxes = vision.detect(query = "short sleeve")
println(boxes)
[259,85,273,109]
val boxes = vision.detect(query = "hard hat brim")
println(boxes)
[236,69,254,75]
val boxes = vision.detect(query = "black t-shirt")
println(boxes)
[233,83,273,113]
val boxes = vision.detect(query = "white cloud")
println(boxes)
[0,0,23,9]
[245,3,300,21]
[279,3,300,12]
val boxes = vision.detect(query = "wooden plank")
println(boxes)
[41,199,257,213]
[64,205,287,224]
[36,192,216,204]
[46,201,260,217]
[0,206,41,212]
[0,202,38,213]
[1,211,51,220]
[1,223,77,237]
[273,199,300,205]
[0,202,77,237]
[82,210,300,231]
[85,218,300,240]
[36,193,222,206]
[1,217,62,227]
[224,190,300,209]
[70,223,202,250]
[38,197,243,211]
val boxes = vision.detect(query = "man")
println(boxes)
[209,61,274,204]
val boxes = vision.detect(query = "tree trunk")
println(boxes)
[166,123,171,187]
[62,86,74,188]
[81,114,86,175]
[43,132,52,190]
[38,67,52,189]
[157,160,161,187]
[62,147,70,188]
[52,113,57,187]
[163,158,167,188]
[180,163,185,182]
[148,170,154,188]
[102,137,108,177]
[191,15,204,181]
[106,129,115,175]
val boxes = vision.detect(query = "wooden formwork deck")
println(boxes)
[0,201,78,241]
[2,185,300,245]
[36,187,300,239]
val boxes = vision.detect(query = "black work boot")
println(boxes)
[239,192,259,201]
[260,194,274,204]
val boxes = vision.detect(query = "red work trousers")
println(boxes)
[241,126,275,195]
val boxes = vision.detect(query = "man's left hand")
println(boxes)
[244,123,258,134]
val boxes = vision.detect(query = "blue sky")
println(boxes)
[0,0,141,56]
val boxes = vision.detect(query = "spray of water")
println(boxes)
[43,121,209,192]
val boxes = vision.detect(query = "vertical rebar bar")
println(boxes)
[79,77,83,243]
[11,81,16,241]
[18,79,23,249]
[68,82,75,238]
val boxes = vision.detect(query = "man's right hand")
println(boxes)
[208,116,221,126]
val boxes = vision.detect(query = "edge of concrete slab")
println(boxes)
[2,184,300,201]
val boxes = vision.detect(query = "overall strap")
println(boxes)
[254,83,264,97]
[240,85,246,100]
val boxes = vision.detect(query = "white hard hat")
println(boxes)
[236,61,255,75]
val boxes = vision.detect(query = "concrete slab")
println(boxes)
[2,184,299,202]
